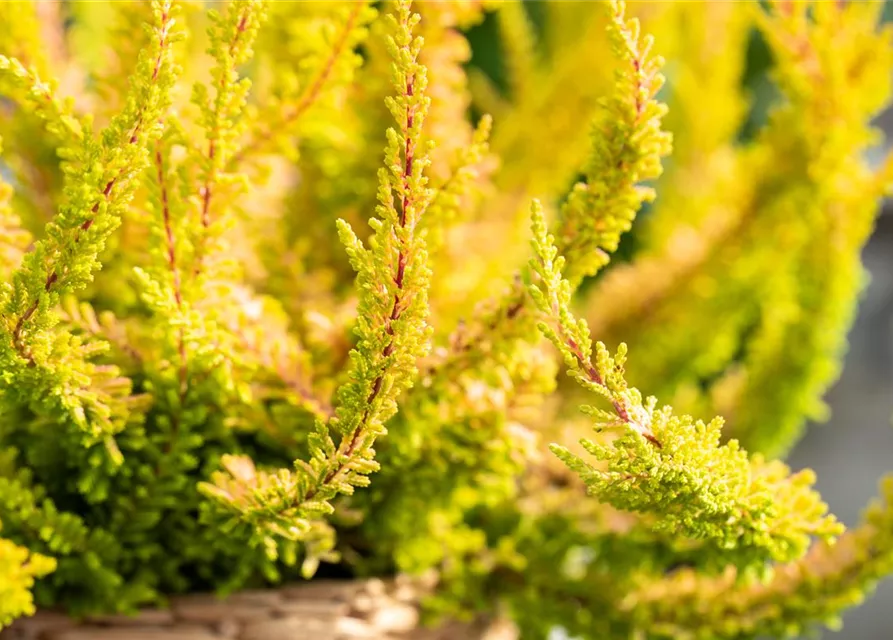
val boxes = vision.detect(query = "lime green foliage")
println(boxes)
[0,0,177,450]
[583,0,893,459]
[344,2,672,595]
[199,0,434,577]
[622,476,893,639]
[1,1,893,638]
[555,1,671,286]
[0,537,54,628]
[528,200,840,576]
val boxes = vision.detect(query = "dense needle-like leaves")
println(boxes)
[0,1,891,638]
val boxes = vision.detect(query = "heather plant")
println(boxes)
[1,1,893,638]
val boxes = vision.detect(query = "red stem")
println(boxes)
[564,333,661,448]
[232,2,365,166]
[154,143,187,401]
[195,10,250,277]
[432,14,653,380]
[10,8,173,362]
[306,21,418,500]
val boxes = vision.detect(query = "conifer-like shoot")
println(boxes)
[556,0,672,286]
[200,0,434,575]
[0,0,179,451]
[527,201,841,575]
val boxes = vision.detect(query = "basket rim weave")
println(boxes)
[1,576,518,640]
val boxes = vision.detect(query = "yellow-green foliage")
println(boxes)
[0,536,55,628]
[0,1,892,639]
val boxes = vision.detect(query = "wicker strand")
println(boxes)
[1,577,518,640]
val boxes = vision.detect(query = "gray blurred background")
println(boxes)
[781,33,893,640]
[789,203,893,639]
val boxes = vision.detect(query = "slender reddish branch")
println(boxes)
[10,8,174,362]
[305,31,419,501]
[194,10,250,277]
[431,17,654,381]
[562,330,662,448]
[231,2,364,167]
[154,143,187,400]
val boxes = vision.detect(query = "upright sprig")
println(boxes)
[308,0,433,489]
[426,0,670,379]
[200,0,433,572]
[191,0,266,278]
[0,55,83,150]
[0,1,180,445]
[236,1,375,165]
[136,0,267,408]
[557,0,672,286]
[324,0,432,475]
[132,1,271,449]
[526,202,841,575]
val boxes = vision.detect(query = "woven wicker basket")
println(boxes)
[1,577,518,640]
